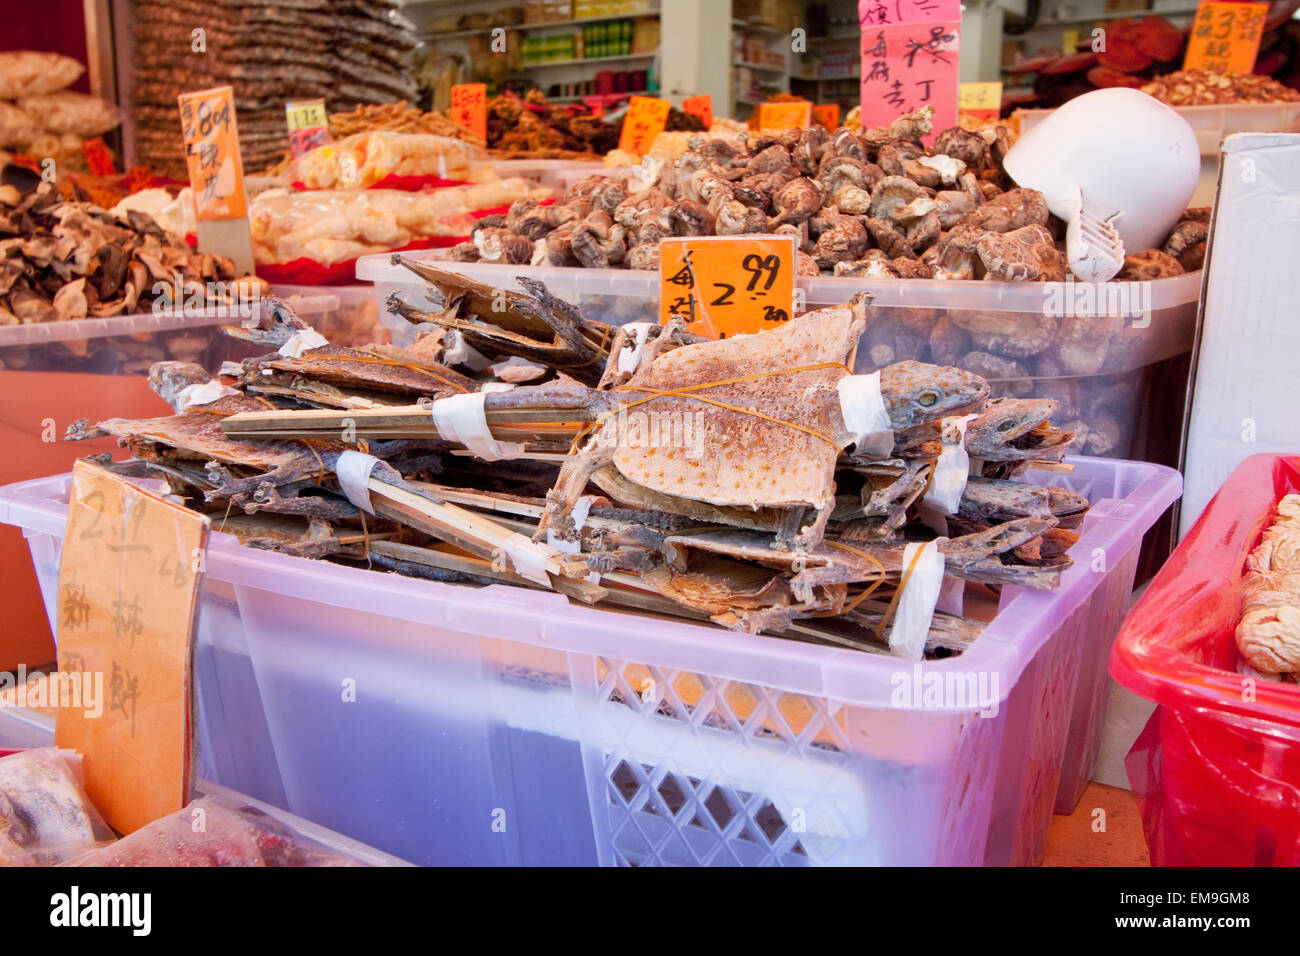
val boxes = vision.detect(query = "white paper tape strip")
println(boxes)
[430,392,525,462]
[925,414,979,515]
[336,450,382,514]
[837,372,893,454]
[546,494,597,555]
[503,533,553,586]
[888,540,945,661]
[443,330,492,371]
[617,322,655,375]
[176,380,238,412]
[277,328,329,358]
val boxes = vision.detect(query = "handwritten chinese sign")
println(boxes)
[859,0,960,27]
[958,81,1002,121]
[758,101,812,131]
[618,95,671,155]
[449,83,488,143]
[178,86,247,221]
[682,94,714,130]
[859,21,959,142]
[55,460,208,835]
[660,235,797,339]
[285,98,331,158]
[1184,1,1268,74]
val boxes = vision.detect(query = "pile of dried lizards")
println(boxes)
[69,263,1090,660]
[448,105,1207,281]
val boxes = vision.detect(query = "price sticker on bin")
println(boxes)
[285,97,331,157]
[450,83,488,143]
[1184,1,1268,74]
[618,95,671,156]
[659,235,797,339]
[55,460,209,835]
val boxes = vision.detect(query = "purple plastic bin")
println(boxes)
[0,457,1180,866]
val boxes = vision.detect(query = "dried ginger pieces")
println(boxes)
[1236,493,1300,678]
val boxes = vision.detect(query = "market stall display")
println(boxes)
[287,130,477,190]
[129,0,418,178]
[1113,454,1300,866]
[0,51,120,174]
[1141,68,1300,106]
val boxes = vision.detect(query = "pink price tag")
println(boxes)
[858,0,961,27]
[858,21,959,145]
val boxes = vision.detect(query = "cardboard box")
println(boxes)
[1179,133,1300,536]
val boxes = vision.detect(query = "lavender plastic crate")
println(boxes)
[0,458,1179,865]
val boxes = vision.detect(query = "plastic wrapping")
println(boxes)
[250,180,543,272]
[0,51,85,99]
[16,92,120,138]
[0,101,37,150]
[0,748,115,866]
[289,130,478,189]
[1111,453,1300,866]
[69,795,366,867]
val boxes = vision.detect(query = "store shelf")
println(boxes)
[424,10,660,41]
[731,19,786,35]
[1035,6,1199,26]
[796,71,860,81]
[734,60,786,73]
[522,52,657,69]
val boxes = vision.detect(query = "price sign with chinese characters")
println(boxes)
[450,83,488,142]
[128,165,153,194]
[177,85,247,221]
[682,94,713,130]
[812,103,841,130]
[618,95,671,155]
[758,101,812,131]
[858,0,961,27]
[285,97,331,158]
[958,81,1002,121]
[859,20,960,143]
[659,235,797,339]
[1184,1,1268,74]
[55,460,209,835]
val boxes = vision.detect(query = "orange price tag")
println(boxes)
[450,83,488,143]
[757,101,812,131]
[811,103,840,130]
[682,94,713,130]
[1184,1,1268,74]
[618,95,671,155]
[659,236,797,339]
[177,86,247,221]
[82,137,115,176]
[55,460,209,835]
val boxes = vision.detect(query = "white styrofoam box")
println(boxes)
[1179,133,1300,538]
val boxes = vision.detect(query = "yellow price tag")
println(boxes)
[958,82,1002,112]
[659,236,797,339]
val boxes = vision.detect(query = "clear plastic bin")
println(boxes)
[0,707,412,866]
[356,256,1201,464]
[487,159,607,191]
[0,308,275,672]
[270,284,391,347]
[0,458,1182,866]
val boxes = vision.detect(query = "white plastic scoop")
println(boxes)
[1003,88,1199,281]
[1061,185,1125,282]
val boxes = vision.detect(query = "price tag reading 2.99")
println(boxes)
[659,236,797,338]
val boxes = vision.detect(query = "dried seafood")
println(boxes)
[64,268,1096,660]
[1237,494,1300,680]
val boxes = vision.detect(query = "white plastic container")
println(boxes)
[270,284,391,347]
[0,459,1182,866]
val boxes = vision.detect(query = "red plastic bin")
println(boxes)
[1110,453,1300,866]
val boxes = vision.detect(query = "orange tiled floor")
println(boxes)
[1041,781,1150,866]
